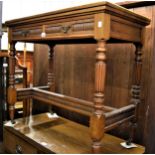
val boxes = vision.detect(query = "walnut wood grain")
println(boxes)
[90,40,106,153]
[6,2,150,43]
[3,113,145,154]
[32,2,155,153]
[5,1,150,153]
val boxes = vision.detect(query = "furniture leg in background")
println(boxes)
[7,42,17,123]
[47,44,55,113]
[15,54,30,117]
[127,43,143,144]
[47,44,55,92]
[22,64,30,117]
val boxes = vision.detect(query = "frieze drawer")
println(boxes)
[12,18,94,41]
[12,26,42,41]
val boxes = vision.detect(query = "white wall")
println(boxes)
[1,0,124,51]
[2,0,124,22]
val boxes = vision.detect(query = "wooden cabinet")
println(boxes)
[4,129,37,154]
[5,2,150,153]
[3,113,145,154]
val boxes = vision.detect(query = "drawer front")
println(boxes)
[12,18,94,41]
[46,19,94,35]
[4,129,37,154]
[12,26,42,41]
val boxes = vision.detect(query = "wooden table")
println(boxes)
[4,113,145,154]
[5,1,150,153]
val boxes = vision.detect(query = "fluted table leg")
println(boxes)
[90,40,106,153]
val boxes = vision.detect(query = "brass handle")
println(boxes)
[61,25,71,33]
[15,144,23,154]
[21,30,29,37]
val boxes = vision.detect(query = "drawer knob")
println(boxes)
[61,25,71,33]
[41,32,46,38]
[15,144,23,154]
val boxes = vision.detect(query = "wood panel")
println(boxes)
[108,5,154,145]
[32,44,49,114]
[33,44,48,86]
[55,44,97,124]
[54,44,133,105]
[0,1,3,142]
[33,43,134,125]
[130,5,154,147]
[0,57,3,141]
[142,5,155,154]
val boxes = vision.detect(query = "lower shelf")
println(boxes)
[3,112,145,154]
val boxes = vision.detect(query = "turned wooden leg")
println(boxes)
[7,42,17,124]
[90,40,106,153]
[22,67,30,117]
[23,98,31,117]
[127,43,142,145]
[47,44,55,113]
[47,44,55,92]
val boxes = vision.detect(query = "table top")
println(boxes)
[5,1,150,27]
[4,112,145,154]
[5,1,150,44]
